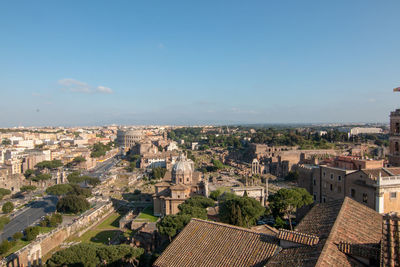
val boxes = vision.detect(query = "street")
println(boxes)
[1,196,58,241]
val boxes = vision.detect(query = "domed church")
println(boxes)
[153,153,207,216]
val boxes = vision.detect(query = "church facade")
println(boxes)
[153,154,207,216]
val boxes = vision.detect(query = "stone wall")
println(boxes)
[2,201,114,267]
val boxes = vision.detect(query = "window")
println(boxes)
[322,197,326,203]
[313,194,317,201]
[338,175,342,181]
[362,193,368,203]
[390,192,397,199]
[323,182,327,189]
[330,174,333,179]
[323,172,326,177]
[313,178,316,186]
[338,186,342,193]
[351,189,356,198]
[330,184,333,191]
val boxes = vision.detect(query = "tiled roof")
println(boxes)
[251,224,279,237]
[381,214,400,267]
[267,197,382,267]
[277,229,319,246]
[337,242,379,260]
[361,167,400,179]
[153,218,280,267]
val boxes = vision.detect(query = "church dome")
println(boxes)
[172,154,193,175]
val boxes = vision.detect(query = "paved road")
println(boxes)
[1,196,58,241]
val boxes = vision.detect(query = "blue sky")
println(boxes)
[1,1,400,126]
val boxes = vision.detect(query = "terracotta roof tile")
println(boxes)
[337,242,379,260]
[153,218,280,267]
[267,197,382,267]
[278,229,319,246]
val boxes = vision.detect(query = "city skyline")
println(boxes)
[1,1,400,126]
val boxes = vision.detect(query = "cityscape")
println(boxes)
[1,1,400,267]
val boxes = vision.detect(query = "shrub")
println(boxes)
[12,232,23,240]
[24,226,40,241]
[2,201,14,214]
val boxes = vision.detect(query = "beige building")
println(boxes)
[153,154,206,216]
[116,129,144,151]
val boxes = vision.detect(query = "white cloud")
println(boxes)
[96,86,113,94]
[158,43,165,49]
[58,78,113,94]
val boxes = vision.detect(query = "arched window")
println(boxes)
[395,142,399,153]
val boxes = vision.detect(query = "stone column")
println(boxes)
[376,172,384,213]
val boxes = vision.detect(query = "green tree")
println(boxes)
[212,159,224,170]
[150,167,167,180]
[182,195,214,209]
[24,169,35,178]
[31,173,52,181]
[2,201,14,214]
[0,188,11,200]
[46,184,73,196]
[178,204,207,220]
[20,185,37,192]
[209,189,223,201]
[0,240,12,254]
[268,188,313,230]
[73,156,86,163]
[46,243,143,267]
[284,171,299,182]
[56,195,90,214]
[219,194,265,228]
[0,216,10,231]
[24,226,40,241]
[1,139,11,146]
[156,214,191,242]
[35,160,63,169]
[12,232,23,240]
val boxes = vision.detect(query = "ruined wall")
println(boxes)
[2,201,114,267]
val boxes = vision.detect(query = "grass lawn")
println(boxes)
[5,240,30,256]
[97,212,121,229]
[136,206,158,222]
[38,226,54,234]
[76,229,122,244]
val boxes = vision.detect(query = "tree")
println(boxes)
[219,193,265,228]
[31,173,52,181]
[0,188,11,200]
[35,160,63,169]
[90,142,112,158]
[24,169,35,178]
[56,195,90,214]
[46,184,73,196]
[178,204,207,220]
[1,139,11,146]
[209,189,223,201]
[20,185,37,192]
[0,216,10,231]
[12,232,23,240]
[284,171,299,182]
[157,214,191,242]
[2,202,14,214]
[46,243,144,267]
[24,226,40,241]
[150,167,167,180]
[40,213,63,227]
[0,240,12,254]
[182,195,214,209]
[72,156,86,163]
[268,188,313,230]
[212,159,224,170]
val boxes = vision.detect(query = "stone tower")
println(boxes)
[389,109,400,166]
